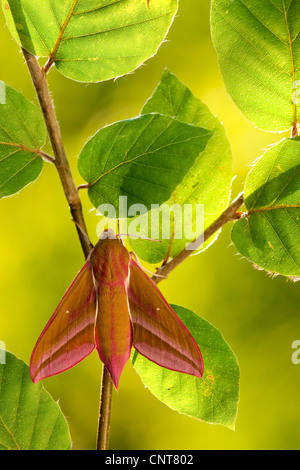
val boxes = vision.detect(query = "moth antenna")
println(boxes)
[130,252,167,278]
[117,234,161,242]
[72,219,94,248]
[117,219,125,246]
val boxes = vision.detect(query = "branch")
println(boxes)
[96,367,113,450]
[38,150,56,164]
[22,49,113,450]
[152,193,245,284]
[22,48,91,259]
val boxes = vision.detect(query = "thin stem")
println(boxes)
[22,48,91,259]
[291,122,299,138]
[152,193,245,284]
[0,141,55,164]
[38,150,56,164]
[77,183,90,190]
[96,367,114,450]
[42,57,54,75]
[22,49,113,450]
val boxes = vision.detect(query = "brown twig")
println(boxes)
[38,150,56,164]
[22,48,113,450]
[152,193,245,284]
[22,48,91,259]
[96,367,114,450]
[77,183,90,190]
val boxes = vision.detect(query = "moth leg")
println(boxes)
[129,252,167,279]
[72,218,94,249]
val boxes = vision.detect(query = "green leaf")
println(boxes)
[211,0,300,132]
[128,69,233,263]
[3,0,178,83]
[132,305,240,429]
[0,83,46,199]
[0,350,71,450]
[0,81,5,104]
[232,137,300,278]
[78,113,213,215]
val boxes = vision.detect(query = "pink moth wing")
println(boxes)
[30,261,97,383]
[30,232,203,388]
[128,259,204,378]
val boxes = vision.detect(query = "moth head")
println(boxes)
[99,229,117,240]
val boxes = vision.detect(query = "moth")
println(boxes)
[30,230,203,389]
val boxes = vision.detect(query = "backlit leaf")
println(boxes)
[128,69,233,263]
[78,113,213,215]
[3,0,178,83]
[0,350,71,450]
[132,304,240,429]
[211,0,300,132]
[0,83,46,199]
[232,137,300,278]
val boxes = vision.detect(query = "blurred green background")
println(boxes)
[1,0,300,450]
